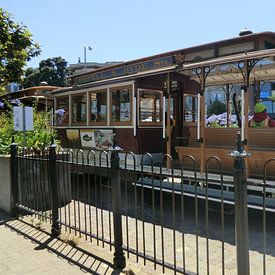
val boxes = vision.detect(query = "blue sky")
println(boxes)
[2,0,275,68]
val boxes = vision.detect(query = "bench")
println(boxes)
[176,126,275,177]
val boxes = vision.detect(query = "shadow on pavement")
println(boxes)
[0,210,129,275]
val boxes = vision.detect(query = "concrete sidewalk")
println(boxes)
[0,210,162,275]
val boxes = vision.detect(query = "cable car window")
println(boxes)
[139,89,162,125]
[110,85,132,125]
[55,96,69,126]
[71,93,87,125]
[90,89,107,125]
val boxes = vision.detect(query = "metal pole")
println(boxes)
[166,73,172,168]
[49,142,60,237]
[23,106,27,147]
[10,139,18,217]
[84,46,87,70]
[199,67,206,174]
[230,132,251,275]
[162,96,166,139]
[226,84,230,128]
[111,143,126,269]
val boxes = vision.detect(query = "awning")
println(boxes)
[178,48,275,86]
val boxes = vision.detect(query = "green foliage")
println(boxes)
[22,57,69,88]
[207,100,226,116]
[0,112,13,154]
[268,94,275,102]
[209,120,239,128]
[208,121,223,128]
[0,104,59,154]
[0,86,5,96]
[0,8,41,87]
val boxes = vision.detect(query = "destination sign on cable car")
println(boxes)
[73,56,175,85]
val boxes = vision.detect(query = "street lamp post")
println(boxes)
[84,46,92,70]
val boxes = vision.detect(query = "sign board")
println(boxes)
[80,129,113,148]
[66,129,80,147]
[73,56,175,85]
[13,106,34,131]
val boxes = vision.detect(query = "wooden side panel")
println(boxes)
[175,146,234,172]
[188,126,198,147]
[205,128,238,147]
[186,127,275,149]
[114,128,138,152]
[183,127,238,148]
[248,128,275,149]
[136,127,164,154]
[176,146,275,177]
[246,150,275,177]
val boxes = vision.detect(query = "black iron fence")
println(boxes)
[10,134,275,274]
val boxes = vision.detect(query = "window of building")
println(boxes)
[110,86,132,125]
[71,93,87,125]
[55,96,69,126]
[139,89,162,125]
[89,89,107,125]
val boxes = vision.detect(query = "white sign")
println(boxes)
[80,130,96,148]
[13,106,34,131]
[120,103,130,121]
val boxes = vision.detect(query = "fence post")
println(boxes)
[229,131,251,275]
[49,143,60,238]
[111,148,126,269]
[10,140,18,217]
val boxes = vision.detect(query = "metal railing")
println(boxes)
[9,134,275,274]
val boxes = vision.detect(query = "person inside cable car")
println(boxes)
[249,102,275,127]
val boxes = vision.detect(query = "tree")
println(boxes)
[207,100,226,116]
[0,8,40,87]
[22,57,69,88]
